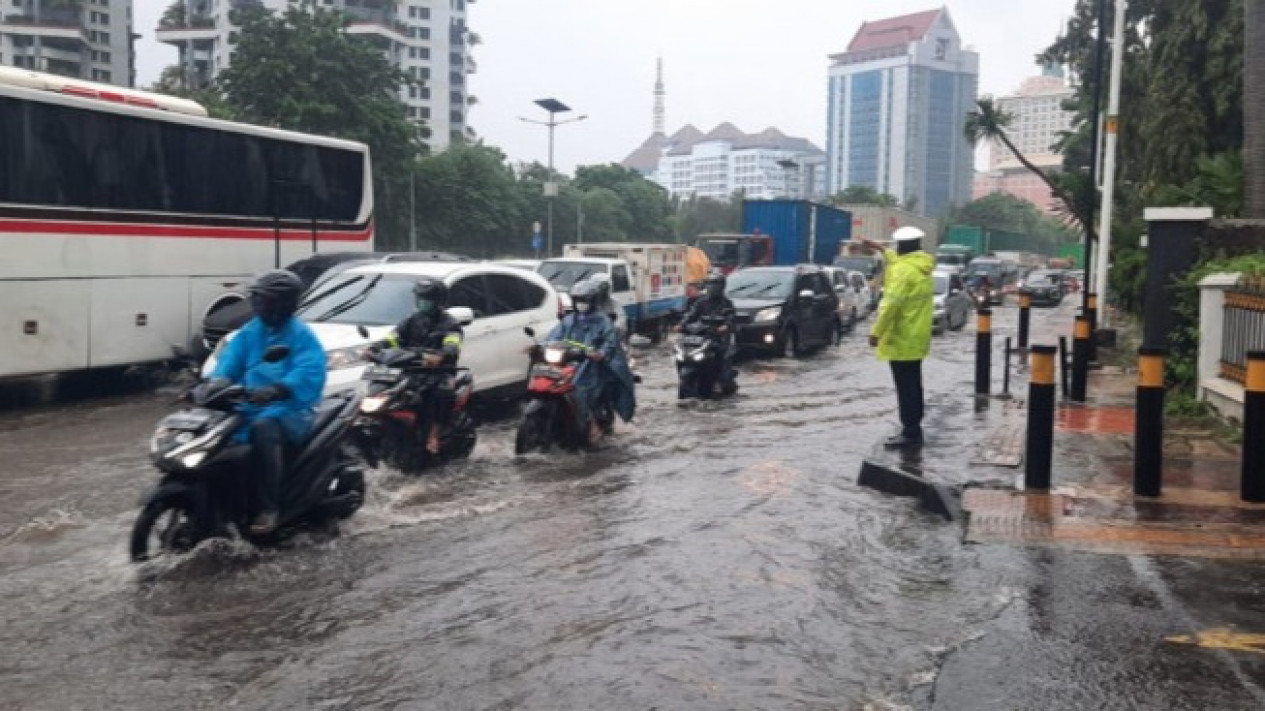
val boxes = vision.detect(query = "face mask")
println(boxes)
[251,294,288,328]
[574,302,592,314]
[416,298,437,315]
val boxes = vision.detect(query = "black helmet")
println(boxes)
[703,271,727,298]
[248,269,303,327]
[413,279,448,314]
[570,279,600,313]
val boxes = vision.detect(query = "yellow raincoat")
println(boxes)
[870,248,934,361]
[686,246,711,284]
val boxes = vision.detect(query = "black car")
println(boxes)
[1022,270,1066,307]
[195,252,381,357]
[727,265,840,357]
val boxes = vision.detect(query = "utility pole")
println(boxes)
[520,99,587,257]
[1083,0,1110,314]
[409,169,417,252]
[1094,0,1127,322]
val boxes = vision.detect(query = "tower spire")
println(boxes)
[653,57,666,136]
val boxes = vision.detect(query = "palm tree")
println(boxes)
[1246,0,1265,218]
[965,97,1093,239]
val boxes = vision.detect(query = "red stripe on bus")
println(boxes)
[0,218,372,242]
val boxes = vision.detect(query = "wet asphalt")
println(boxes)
[3,299,1265,710]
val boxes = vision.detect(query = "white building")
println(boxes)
[825,7,979,217]
[1,0,136,86]
[625,123,826,201]
[155,0,476,148]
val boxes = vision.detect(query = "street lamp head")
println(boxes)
[535,98,571,114]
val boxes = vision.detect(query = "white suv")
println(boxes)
[203,261,562,401]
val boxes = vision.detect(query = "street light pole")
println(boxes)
[1095,0,1127,323]
[520,99,586,258]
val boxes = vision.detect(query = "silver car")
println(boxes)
[933,269,973,334]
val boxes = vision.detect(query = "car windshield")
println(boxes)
[538,261,600,291]
[1027,272,1060,284]
[969,262,1003,279]
[933,276,950,295]
[297,273,419,326]
[726,270,794,299]
[834,257,875,274]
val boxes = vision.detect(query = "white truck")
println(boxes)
[539,243,689,341]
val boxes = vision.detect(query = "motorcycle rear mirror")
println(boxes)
[524,327,536,338]
[357,325,370,339]
[263,345,290,363]
[446,306,475,326]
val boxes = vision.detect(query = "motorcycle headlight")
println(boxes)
[361,395,388,413]
[754,306,781,323]
[326,346,364,371]
[691,349,707,362]
[181,451,208,469]
[544,348,565,365]
[673,345,685,360]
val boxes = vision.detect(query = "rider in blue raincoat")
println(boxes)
[547,280,636,443]
[207,269,326,534]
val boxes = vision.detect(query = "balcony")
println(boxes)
[345,20,409,45]
[1,14,87,42]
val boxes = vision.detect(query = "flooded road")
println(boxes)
[2,303,1079,709]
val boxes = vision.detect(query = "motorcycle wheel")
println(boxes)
[677,370,697,400]
[130,487,198,562]
[327,460,366,520]
[448,416,478,459]
[514,405,552,455]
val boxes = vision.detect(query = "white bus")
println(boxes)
[0,67,374,379]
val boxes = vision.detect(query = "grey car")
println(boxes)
[933,270,973,334]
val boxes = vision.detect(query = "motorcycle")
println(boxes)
[675,314,737,400]
[351,346,477,472]
[514,328,613,454]
[130,346,366,562]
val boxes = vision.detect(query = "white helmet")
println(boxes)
[892,226,926,242]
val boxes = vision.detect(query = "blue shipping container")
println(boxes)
[741,200,852,266]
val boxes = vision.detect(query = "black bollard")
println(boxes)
[1002,337,1012,396]
[1242,352,1265,502]
[1071,311,1090,402]
[1086,293,1099,363]
[1059,336,1070,399]
[1025,345,1058,490]
[1134,347,1166,497]
[1017,292,1032,350]
[975,309,993,396]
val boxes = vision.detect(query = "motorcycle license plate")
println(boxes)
[362,365,403,381]
[531,365,563,378]
[682,336,706,346]
[163,409,218,430]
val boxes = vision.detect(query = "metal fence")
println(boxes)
[1221,282,1265,383]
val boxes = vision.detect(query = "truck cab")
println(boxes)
[540,243,688,340]
[696,233,774,274]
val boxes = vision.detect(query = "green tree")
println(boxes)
[410,143,525,257]
[216,6,424,247]
[572,164,673,241]
[579,188,632,243]
[671,196,741,242]
[828,185,899,207]
[1246,0,1265,217]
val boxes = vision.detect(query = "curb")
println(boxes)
[858,458,962,521]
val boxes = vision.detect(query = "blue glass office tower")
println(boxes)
[826,8,979,218]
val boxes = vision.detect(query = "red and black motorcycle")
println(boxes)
[351,347,477,473]
[514,329,613,454]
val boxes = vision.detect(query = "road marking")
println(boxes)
[1166,627,1265,655]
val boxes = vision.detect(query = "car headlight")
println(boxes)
[754,306,781,323]
[326,346,365,370]
[360,395,388,413]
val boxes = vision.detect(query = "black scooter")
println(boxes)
[351,346,477,472]
[130,346,366,562]
[675,314,737,400]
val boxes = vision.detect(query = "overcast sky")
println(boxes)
[134,1,1077,172]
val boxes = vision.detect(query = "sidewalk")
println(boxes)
[963,367,1265,559]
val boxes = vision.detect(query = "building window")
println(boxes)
[409,85,417,99]
[419,27,430,40]
[419,48,430,59]
[420,67,430,80]
[409,47,416,58]
[91,69,111,82]
[420,7,430,19]
[420,87,431,100]
[419,107,431,119]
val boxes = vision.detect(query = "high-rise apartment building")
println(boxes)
[156,0,476,148]
[1,0,136,86]
[825,7,978,217]
[973,68,1074,215]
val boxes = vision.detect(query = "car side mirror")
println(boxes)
[356,325,370,339]
[446,307,475,326]
[263,345,290,363]
[835,285,847,294]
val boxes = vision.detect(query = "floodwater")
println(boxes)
[0,305,1053,710]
